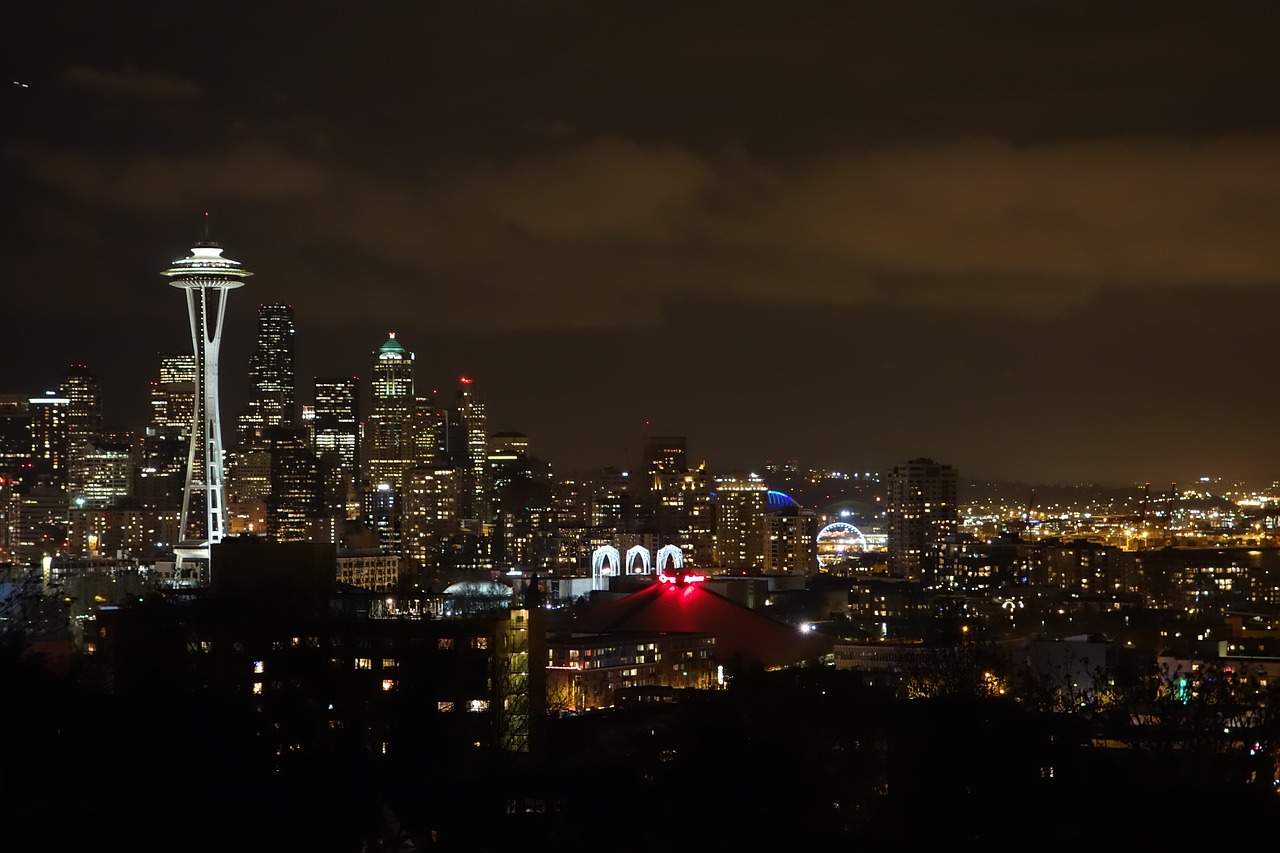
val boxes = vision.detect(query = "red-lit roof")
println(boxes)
[570,580,832,669]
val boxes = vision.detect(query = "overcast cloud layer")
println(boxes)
[4,2,1280,484]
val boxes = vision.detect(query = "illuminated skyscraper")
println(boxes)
[266,426,328,543]
[238,303,296,447]
[366,333,415,491]
[162,240,252,575]
[58,364,102,463]
[643,435,687,493]
[151,353,197,431]
[0,394,33,489]
[711,471,768,570]
[887,457,958,582]
[313,376,360,518]
[140,353,197,510]
[28,392,70,488]
[454,376,489,523]
[762,492,818,577]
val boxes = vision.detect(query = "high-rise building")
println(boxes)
[403,465,460,570]
[67,440,135,508]
[150,353,197,431]
[643,435,687,493]
[362,483,403,555]
[678,464,715,567]
[0,395,32,488]
[312,377,360,520]
[762,493,819,577]
[711,471,768,570]
[412,391,447,468]
[11,483,70,563]
[59,364,103,464]
[365,333,415,491]
[887,457,959,582]
[223,447,271,536]
[265,426,329,543]
[28,392,71,489]
[140,353,197,509]
[238,303,296,447]
[162,239,252,575]
[454,376,489,522]
[488,432,532,491]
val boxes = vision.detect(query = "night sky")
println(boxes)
[5,3,1280,485]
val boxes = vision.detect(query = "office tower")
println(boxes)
[403,465,460,570]
[265,426,328,543]
[312,377,360,518]
[223,447,271,535]
[11,483,70,563]
[678,464,715,567]
[639,434,689,541]
[238,303,296,447]
[366,333,415,491]
[162,239,252,574]
[488,432,532,491]
[151,353,197,431]
[412,391,446,468]
[67,440,135,508]
[140,354,197,509]
[454,376,489,522]
[887,457,959,582]
[0,395,32,487]
[28,392,71,488]
[59,364,102,463]
[362,483,403,555]
[493,474,555,571]
[592,467,632,529]
[643,435,687,493]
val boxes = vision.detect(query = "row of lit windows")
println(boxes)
[189,635,492,654]
[436,699,489,713]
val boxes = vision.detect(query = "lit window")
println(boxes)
[355,658,372,670]
[253,682,263,695]
[382,658,397,668]
[438,638,454,650]
[382,679,395,692]
[471,637,488,650]
[253,660,265,674]
[438,701,455,712]
[468,699,490,713]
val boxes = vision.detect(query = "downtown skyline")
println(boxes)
[5,2,1280,485]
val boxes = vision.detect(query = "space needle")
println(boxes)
[162,232,252,579]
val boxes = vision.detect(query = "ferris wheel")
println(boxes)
[815,521,869,568]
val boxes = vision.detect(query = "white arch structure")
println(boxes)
[625,545,651,575]
[591,545,621,590]
[655,545,683,573]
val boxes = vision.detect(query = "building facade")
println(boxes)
[366,333,415,492]
[238,303,297,447]
[887,457,959,582]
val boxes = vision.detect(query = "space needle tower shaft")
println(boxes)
[161,239,252,576]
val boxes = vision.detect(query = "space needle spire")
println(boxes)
[161,232,252,580]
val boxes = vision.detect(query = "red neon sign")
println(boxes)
[658,569,706,585]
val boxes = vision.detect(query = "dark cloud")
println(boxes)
[5,0,1280,484]
[265,134,1280,328]
[16,143,329,208]
[61,66,203,100]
